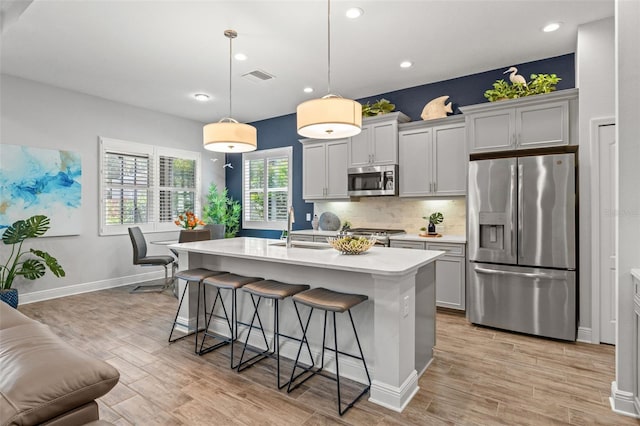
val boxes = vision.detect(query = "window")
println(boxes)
[99,137,201,235]
[242,147,292,230]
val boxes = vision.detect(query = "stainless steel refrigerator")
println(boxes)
[467,152,577,341]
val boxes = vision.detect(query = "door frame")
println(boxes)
[590,116,616,344]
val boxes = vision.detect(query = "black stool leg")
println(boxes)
[168,280,191,343]
[237,295,271,372]
[336,309,371,416]
[198,287,231,356]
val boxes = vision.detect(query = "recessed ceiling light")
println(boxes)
[400,61,413,68]
[346,7,363,19]
[193,93,210,101]
[234,53,247,61]
[303,87,314,93]
[543,22,561,32]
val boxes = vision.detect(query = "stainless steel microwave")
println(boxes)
[347,165,398,196]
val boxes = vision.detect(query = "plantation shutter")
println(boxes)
[102,150,153,226]
[242,147,292,229]
[158,155,197,223]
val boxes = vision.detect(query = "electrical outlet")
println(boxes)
[403,295,410,317]
[266,299,273,307]
[306,213,311,221]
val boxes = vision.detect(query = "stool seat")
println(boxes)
[203,273,262,289]
[243,280,310,299]
[293,288,367,313]
[175,268,224,282]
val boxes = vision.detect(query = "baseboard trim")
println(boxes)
[577,326,594,343]
[610,381,640,418]
[19,270,165,304]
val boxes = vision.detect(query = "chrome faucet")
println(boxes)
[286,205,295,248]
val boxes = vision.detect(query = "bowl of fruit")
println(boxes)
[326,235,377,255]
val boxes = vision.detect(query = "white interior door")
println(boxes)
[598,123,617,344]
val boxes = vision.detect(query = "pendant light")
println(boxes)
[203,30,257,153]
[296,0,362,139]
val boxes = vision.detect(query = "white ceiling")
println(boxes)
[1,0,613,124]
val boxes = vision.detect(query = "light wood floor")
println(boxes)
[18,285,639,426]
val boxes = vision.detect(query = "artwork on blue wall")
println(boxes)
[0,144,82,236]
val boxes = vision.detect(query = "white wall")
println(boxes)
[0,75,225,302]
[576,17,615,338]
[612,0,640,417]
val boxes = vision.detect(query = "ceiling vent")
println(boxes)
[242,69,275,83]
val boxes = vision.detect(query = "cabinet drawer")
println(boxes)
[390,240,426,250]
[426,243,465,257]
[291,234,314,242]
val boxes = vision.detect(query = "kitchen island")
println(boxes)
[169,237,444,412]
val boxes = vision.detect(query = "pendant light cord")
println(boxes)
[223,29,238,119]
[327,0,331,94]
[228,32,233,118]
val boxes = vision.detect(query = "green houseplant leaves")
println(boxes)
[362,98,396,117]
[202,183,241,238]
[1,215,65,290]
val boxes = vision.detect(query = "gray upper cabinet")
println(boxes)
[301,138,349,200]
[399,116,466,197]
[349,112,410,167]
[461,89,578,154]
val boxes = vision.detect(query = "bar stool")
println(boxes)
[287,287,371,416]
[198,273,263,368]
[168,268,226,353]
[237,280,313,389]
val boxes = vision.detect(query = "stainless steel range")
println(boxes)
[338,228,405,247]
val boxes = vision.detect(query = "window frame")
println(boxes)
[99,137,201,236]
[242,146,292,230]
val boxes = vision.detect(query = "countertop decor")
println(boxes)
[327,236,376,255]
[318,211,340,231]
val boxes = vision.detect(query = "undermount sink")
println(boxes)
[269,241,331,250]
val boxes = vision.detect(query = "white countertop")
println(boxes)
[632,269,640,281]
[389,234,467,244]
[291,230,340,237]
[169,237,444,276]
[292,229,466,244]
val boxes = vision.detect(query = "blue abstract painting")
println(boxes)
[0,144,82,237]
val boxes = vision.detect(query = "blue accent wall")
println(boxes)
[227,53,575,238]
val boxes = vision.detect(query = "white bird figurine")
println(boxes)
[223,162,233,169]
[504,67,527,87]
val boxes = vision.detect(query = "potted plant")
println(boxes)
[484,73,562,102]
[0,215,65,308]
[361,98,396,117]
[202,183,241,239]
[420,212,444,236]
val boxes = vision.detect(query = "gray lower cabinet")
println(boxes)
[399,116,466,197]
[290,234,334,243]
[390,240,466,310]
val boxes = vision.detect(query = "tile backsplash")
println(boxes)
[313,197,466,236]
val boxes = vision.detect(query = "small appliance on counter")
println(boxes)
[467,150,577,341]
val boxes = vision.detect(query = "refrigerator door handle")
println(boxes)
[517,164,524,259]
[474,266,566,280]
[510,164,517,258]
